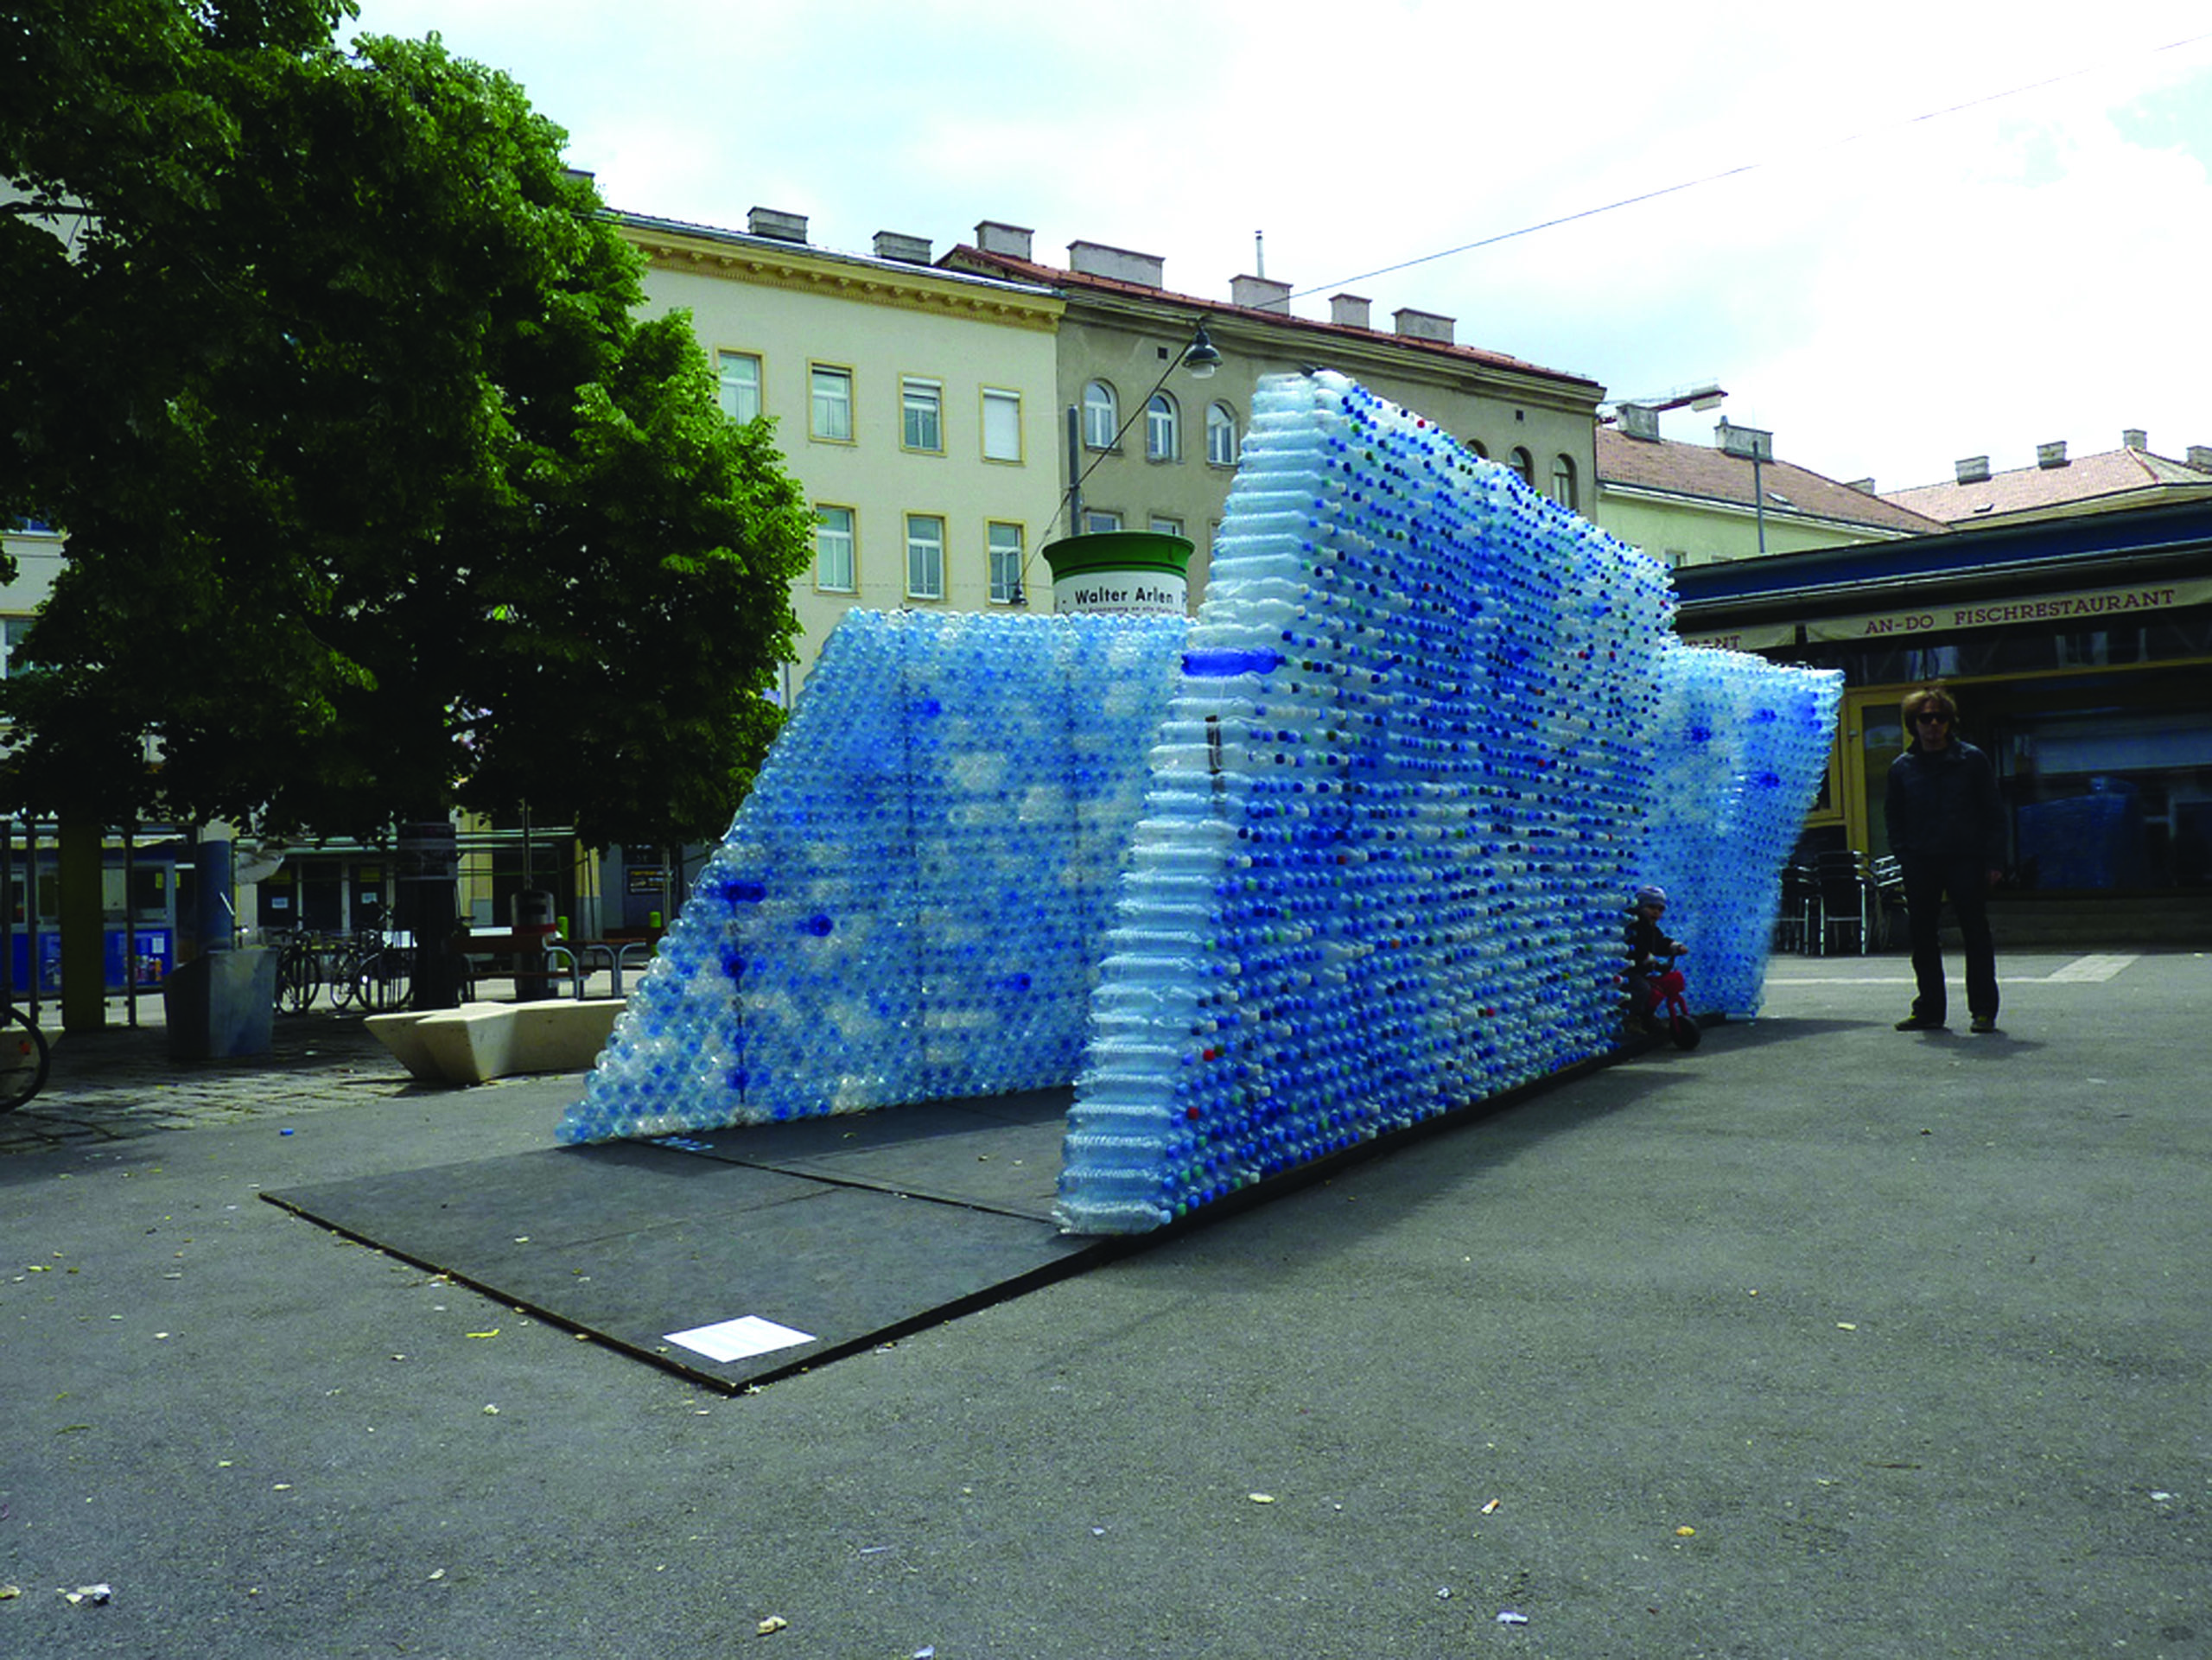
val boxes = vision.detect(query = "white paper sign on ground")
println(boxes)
[663,1314,817,1364]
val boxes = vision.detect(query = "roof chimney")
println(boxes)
[974,220,1033,260]
[1068,239,1165,288]
[2036,440,2069,469]
[1617,404,1662,441]
[872,231,931,264]
[1330,293,1371,330]
[2189,446,2212,473]
[2123,428,2148,450]
[1955,455,1991,485]
[1392,307,1455,345]
[1715,418,1772,461]
[747,207,808,243]
[1230,274,1292,315]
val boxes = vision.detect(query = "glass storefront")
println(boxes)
[1793,634,2212,892]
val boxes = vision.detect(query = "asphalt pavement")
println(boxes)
[3,947,2208,1659]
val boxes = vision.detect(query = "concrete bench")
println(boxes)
[366,999,624,1086]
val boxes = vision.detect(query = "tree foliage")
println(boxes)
[0,1,811,847]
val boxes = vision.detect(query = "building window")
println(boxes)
[1084,509,1122,534]
[814,506,856,592]
[810,365,854,442]
[1510,447,1535,487]
[1205,402,1238,467]
[1149,516,1184,538]
[1,616,32,678]
[1549,455,1578,511]
[901,378,943,453]
[717,352,762,423]
[906,513,944,600]
[1083,380,1118,450]
[1146,392,1179,461]
[988,522,1024,604]
[982,389,1022,462]
[1468,439,1489,460]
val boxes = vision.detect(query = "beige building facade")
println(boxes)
[1,520,64,683]
[944,224,1605,601]
[1594,413,1944,572]
[620,209,1067,691]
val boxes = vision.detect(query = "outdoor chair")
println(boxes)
[1812,849,1876,956]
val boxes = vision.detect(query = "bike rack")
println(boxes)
[542,944,587,1002]
[613,939,656,995]
[558,939,657,997]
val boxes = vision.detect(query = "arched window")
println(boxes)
[1467,439,1489,461]
[1510,447,1535,487]
[1549,454,1578,511]
[1146,391,1179,461]
[1083,380,1118,450]
[1205,402,1238,467]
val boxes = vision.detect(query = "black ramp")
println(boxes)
[269,1142,830,1265]
[680,1089,1071,1218]
[265,1114,1109,1391]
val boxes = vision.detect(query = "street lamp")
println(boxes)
[1602,380,1727,419]
[1179,323,1221,379]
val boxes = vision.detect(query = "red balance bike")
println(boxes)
[1629,951,1703,1052]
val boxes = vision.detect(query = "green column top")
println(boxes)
[1040,531,1195,581]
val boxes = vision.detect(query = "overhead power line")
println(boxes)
[1289,30,2212,304]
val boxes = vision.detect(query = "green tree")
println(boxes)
[0,1,810,848]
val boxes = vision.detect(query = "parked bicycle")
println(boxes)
[273,929,329,1014]
[271,927,413,1015]
[347,928,413,1014]
[1,997,52,1112]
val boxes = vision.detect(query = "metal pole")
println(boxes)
[25,820,39,1023]
[1065,404,1084,533]
[124,824,137,1027]
[2,817,12,1011]
[1752,452,1768,556]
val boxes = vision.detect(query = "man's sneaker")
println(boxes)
[1894,1014,1947,1031]
[1969,1015,2000,1034]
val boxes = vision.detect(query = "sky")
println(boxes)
[340,0,2212,495]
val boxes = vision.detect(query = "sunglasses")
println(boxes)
[1914,712,1951,725]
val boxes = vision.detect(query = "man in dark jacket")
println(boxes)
[1884,684,2006,1034]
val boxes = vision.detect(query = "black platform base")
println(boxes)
[264,1089,1115,1391]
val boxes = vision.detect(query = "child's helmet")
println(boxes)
[1633,884,1668,907]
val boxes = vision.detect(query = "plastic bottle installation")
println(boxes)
[556,372,1841,1236]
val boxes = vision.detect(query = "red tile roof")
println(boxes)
[1880,446,2212,525]
[943,245,1601,393]
[1596,428,1948,535]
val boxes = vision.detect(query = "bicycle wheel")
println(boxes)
[327,943,363,1010]
[0,1003,53,1113]
[359,948,412,1013]
[276,938,318,1014]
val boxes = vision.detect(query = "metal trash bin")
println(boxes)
[511,888,557,1000]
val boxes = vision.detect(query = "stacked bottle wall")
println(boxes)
[1053,372,1834,1233]
[556,610,1189,1144]
[1631,646,1842,1019]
